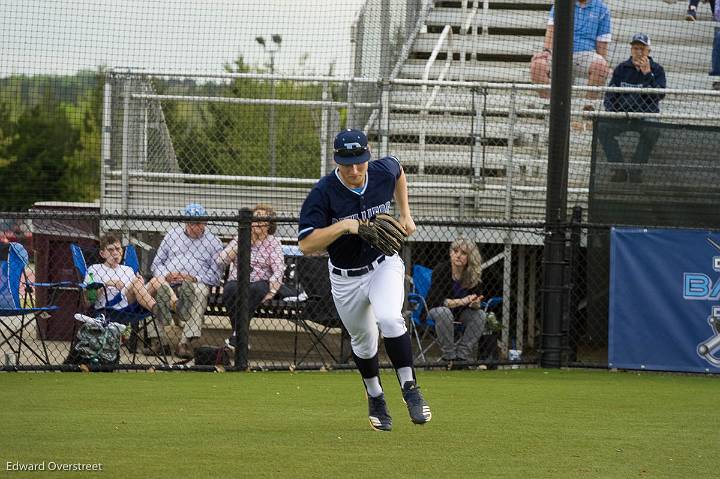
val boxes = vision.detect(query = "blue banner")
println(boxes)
[609,228,720,373]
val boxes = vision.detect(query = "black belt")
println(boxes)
[332,256,386,277]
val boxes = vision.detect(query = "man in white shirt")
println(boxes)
[152,203,223,358]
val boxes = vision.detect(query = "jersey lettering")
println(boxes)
[332,201,391,223]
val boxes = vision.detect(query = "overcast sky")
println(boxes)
[1,0,367,77]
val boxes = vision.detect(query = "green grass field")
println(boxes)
[1,369,718,478]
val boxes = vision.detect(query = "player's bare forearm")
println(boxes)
[394,168,411,217]
[394,167,416,236]
[298,219,359,254]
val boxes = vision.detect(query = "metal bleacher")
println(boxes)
[362,0,720,227]
[102,0,720,236]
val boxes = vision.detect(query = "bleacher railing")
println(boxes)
[104,70,720,224]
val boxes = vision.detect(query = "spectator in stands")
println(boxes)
[152,203,223,359]
[685,0,716,21]
[599,33,667,183]
[219,204,295,367]
[711,1,720,89]
[530,0,612,102]
[425,238,487,364]
[87,233,176,355]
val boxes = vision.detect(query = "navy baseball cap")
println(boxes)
[333,129,371,165]
[630,33,650,46]
[184,203,207,217]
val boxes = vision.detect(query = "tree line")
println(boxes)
[0,58,338,211]
[0,71,102,211]
[158,57,326,179]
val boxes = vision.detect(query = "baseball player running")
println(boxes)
[298,129,431,431]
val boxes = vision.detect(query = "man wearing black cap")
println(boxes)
[599,33,667,183]
[297,129,431,431]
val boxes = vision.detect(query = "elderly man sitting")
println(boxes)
[152,203,223,358]
[599,33,667,183]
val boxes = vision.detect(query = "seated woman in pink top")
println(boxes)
[217,204,295,367]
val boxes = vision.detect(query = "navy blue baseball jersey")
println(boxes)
[298,156,402,269]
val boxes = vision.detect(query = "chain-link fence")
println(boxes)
[4,0,720,214]
[2,0,720,373]
[1,210,553,371]
[10,207,712,372]
[97,72,720,223]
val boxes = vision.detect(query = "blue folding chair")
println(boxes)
[69,243,168,364]
[0,242,64,365]
[406,264,434,362]
[406,263,503,362]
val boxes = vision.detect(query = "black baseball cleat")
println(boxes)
[367,394,393,432]
[402,381,432,424]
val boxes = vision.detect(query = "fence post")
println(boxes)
[541,0,574,368]
[505,86,516,219]
[380,0,391,79]
[320,82,329,176]
[498,87,518,357]
[121,79,130,226]
[348,16,358,129]
[517,245,526,352]
[234,208,252,370]
[565,205,583,363]
[100,73,112,218]
[379,81,390,157]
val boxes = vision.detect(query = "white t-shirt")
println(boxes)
[85,263,137,310]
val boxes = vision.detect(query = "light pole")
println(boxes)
[256,34,282,179]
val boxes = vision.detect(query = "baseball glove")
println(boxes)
[357,213,407,256]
